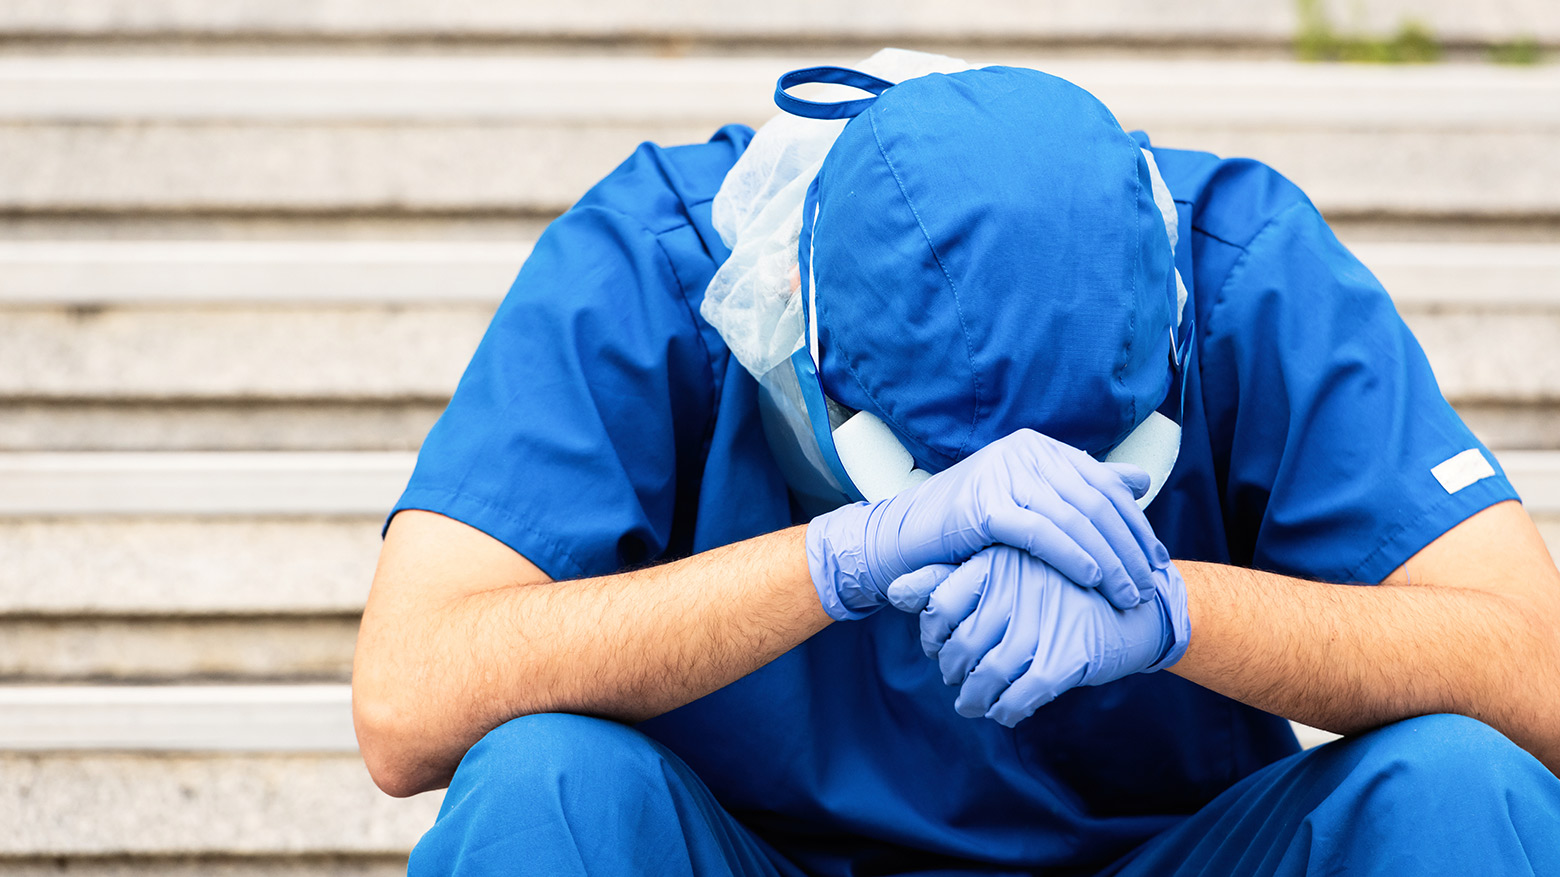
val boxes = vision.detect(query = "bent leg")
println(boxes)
[1107,714,1560,876]
[408,713,803,877]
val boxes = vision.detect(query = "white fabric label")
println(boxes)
[1431,449,1496,494]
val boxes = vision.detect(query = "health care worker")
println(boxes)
[353,50,1560,876]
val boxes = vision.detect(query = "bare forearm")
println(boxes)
[447,530,826,719]
[353,516,831,795]
[1170,547,1560,768]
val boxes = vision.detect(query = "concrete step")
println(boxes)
[0,617,358,682]
[1,57,1556,219]
[1,517,380,616]
[0,511,380,681]
[2,240,1557,453]
[0,0,1551,48]
[0,680,1330,869]
[0,305,489,401]
[1453,403,1560,452]
[0,453,411,516]
[0,686,431,868]
[0,240,525,306]
[1349,242,1560,309]
[0,754,435,858]
[4,451,1559,519]
[2,452,1554,682]
[0,454,393,682]
[0,400,443,452]
[0,684,1337,758]
[1405,313,1560,404]
[5,240,1558,308]
[4,288,1558,407]
[0,857,406,877]
[0,685,357,751]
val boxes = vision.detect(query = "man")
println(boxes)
[353,51,1560,875]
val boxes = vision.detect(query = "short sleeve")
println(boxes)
[1201,200,1518,584]
[390,203,720,581]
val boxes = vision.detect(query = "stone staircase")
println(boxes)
[1,2,1557,873]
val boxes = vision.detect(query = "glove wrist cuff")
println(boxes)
[806,505,881,621]
[1145,562,1191,671]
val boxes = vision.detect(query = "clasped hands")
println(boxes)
[807,429,1190,727]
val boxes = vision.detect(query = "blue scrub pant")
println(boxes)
[407,712,1560,876]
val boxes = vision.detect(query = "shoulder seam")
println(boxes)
[600,203,723,471]
[559,202,724,548]
[1190,225,1245,249]
[1202,200,1314,349]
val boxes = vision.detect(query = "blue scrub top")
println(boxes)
[393,125,1517,875]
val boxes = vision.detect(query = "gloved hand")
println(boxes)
[917,545,1190,727]
[805,428,1167,621]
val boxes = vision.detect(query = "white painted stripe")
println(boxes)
[0,451,1557,517]
[0,685,1435,754]
[0,240,525,306]
[0,684,356,751]
[1503,451,1560,509]
[0,57,1554,127]
[1352,243,1560,310]
[0,452,414,516]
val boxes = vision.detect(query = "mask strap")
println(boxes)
[775,66,895,120]
[1159,306,1195,424]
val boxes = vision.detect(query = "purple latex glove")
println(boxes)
[805,428,1167,621]
[918,546,1190,727]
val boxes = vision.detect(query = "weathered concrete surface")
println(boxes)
[0,401,443,452]
[1457,403,1560,451]
[0,518,381,614]
[0,1,1299,43]
[0,0,1554,44]
[0,122,708,216]
[0,58,1555,218]
[0,306,487,400]
[0,453,413,516]
[0,119,1552,219]
[1350,242,1560,309]
[4,240,1557,308]
[0,752,438,855]
[1,119,1546,215]
[0,857,407,877]
[1405,311,1560,403]
[0,240,527,306]
[0,617,357,681]
[2,399,1551,453]
[6,303,1560,404]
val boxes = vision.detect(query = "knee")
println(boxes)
[1345,714,1550,800]
[411,715,675,876]
[453,712,667,804]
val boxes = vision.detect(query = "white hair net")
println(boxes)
[1139,148,1189,326]
[702,48,975,379]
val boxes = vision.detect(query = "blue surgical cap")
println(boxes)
[803,66,1176,471]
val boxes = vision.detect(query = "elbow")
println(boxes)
[353,683,422,797]
[353,681,446,798]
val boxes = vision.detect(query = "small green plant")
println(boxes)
[1294,0,1336,61]
[1489,36,1543,66]
[1380,21,1442,63]
[1294,0,1442,64]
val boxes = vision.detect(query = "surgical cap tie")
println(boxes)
[774,67,894,120]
